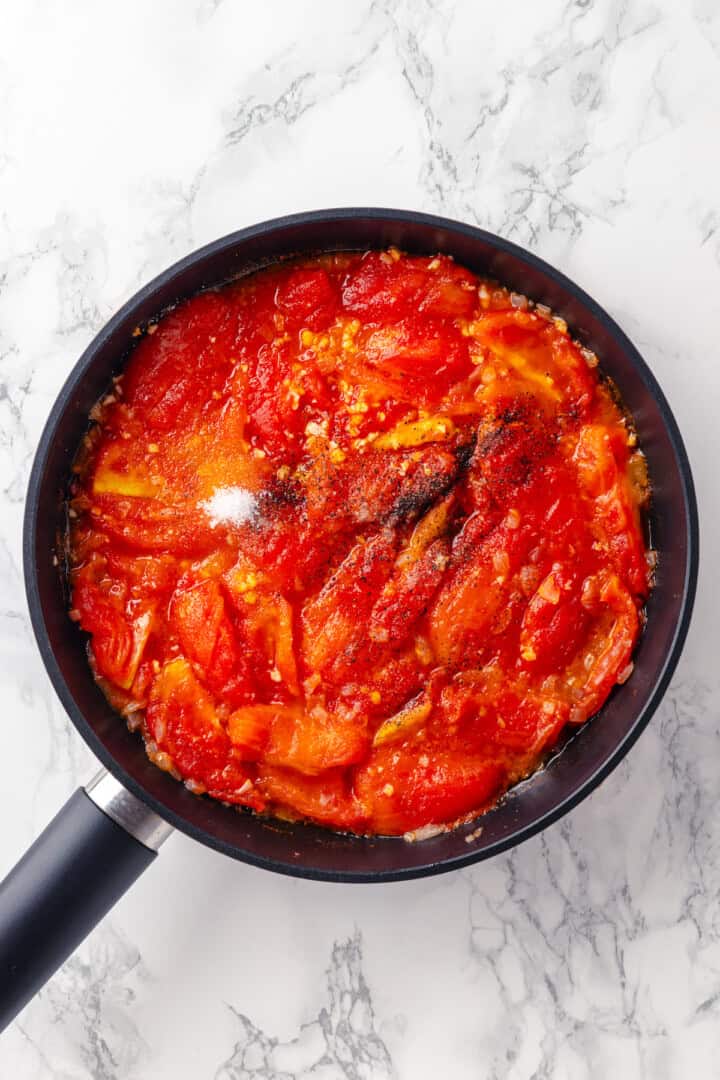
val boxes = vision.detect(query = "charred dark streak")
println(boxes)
[258,478,303,511]
[453,433,478,473]
[390,474,449,524]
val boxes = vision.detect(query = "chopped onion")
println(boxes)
[403,823,447,842]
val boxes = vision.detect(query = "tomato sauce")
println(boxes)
[67,250,652,836]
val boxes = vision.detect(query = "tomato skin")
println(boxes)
[342,252,476,321]
[76,584,133,684]
[275,268,338,330]
[123,292,237,433]
[519,567,591,673]
[245,341,297,453]
[265,705,370,775]
[362,317,472,392]
[355,748,506,835]
[169,578,256,706]
[255,766,365,831]
[145,659,260,807]
[94,495,218,556]
[73,575,154,690]
[68,250,650,836]
[301,531,397,681]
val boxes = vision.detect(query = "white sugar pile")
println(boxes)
[200,486,258,527]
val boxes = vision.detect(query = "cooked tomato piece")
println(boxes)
[170,578,225,667]
[437,677,568,758]
[73,576,153,690]
[470,309,596,414]
[369,538,448,646]
[428,515,532,666]
[146,658,260,807]
[243,591,299,695]
[170,578,255,705]
[245,340,299,453]
[266,703,370,775]
[463,400,558,514]
[355,748,506,834]
[342,252,476,321]
[346,445,459,527]
[123,292,237,433]
[363,317,471,389]
[256,766,365,830]
[301,531,396,679]
[342,252,429,318]
[105,553,178,597]
[519,566,591,671]
[227,699,369,775]
[417,259,478,318]
[275,267,338,330]
[82,597,133,684]
[94,494,217,555]
[568,573,640,722]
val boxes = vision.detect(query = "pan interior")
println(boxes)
[24,210,697,881]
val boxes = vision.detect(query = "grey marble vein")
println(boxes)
[216,932,394,1080]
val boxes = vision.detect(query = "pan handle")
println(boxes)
[0,770,172,1032]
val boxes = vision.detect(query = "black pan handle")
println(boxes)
[0,770,172,1032]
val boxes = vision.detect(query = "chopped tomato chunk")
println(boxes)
[275,267,338,330]
[355,748,506,834]
[363,317,471,386]
[256,766,365,831]
[146,659,260,807]
[301,531,396,679]
[73,575,153,690]
[170,578,255,705]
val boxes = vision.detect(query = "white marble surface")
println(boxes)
[1,1,719,1076]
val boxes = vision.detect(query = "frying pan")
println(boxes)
[0,209,698,1030]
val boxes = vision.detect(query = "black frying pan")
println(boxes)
[0,209,698,1030]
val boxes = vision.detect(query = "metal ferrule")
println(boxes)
[85,770,173,852]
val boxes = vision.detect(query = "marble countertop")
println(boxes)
[2,1,719,1076]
